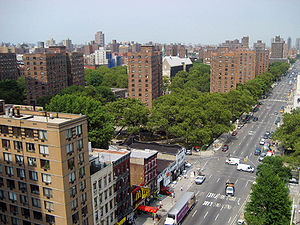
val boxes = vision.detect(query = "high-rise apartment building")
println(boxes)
[210,48,256,93]
[63,38,73,51]
[0,100,92,225]
[24,46,84,104]
[95,31,105,47]
[287,37,292,50]
[110,40,119,53]
[241,36,249,48]
[253,40,269,75]
[127,46,162,108]
[270,36,288,63]
[296,38,300,51]
[0,53,19,81]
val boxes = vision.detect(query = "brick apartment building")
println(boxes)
[210,47,256,93]
[270,35,288,63]
[23,46,85,104]
[0,53,19,81]
[0,100,92,225]
[127,46,163,108]
[253,40,269,75]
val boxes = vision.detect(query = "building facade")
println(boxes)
[162,56,193,78]
[95,31,105,47]
[270,36,288,63]
[0,100,92,225]
[253,40,269,75]
[210,48,256,93]
[127,46,162,108]
[0,53,19,81]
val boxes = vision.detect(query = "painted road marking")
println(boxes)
[215,213,219,220]
[206,192,239,202]
[192,210,197,217]
[216,178,220,183]
[204,211,208,219]
[196,191,199,196]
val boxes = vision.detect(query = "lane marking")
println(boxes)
[209,174,212,179]
[235,178,239,184]
[215,213,219,221]
[196,191,199,196]
[204,211,208,219]
[228,216,232,224]
[192,209,197,217]
[217,178,220,183]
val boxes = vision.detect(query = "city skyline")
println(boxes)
[1,0,300,46]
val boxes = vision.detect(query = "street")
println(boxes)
[182,61,299,225]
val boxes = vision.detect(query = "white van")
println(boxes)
[237,164,254,173]
[225,158,240,165]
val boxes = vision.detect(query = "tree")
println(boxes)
[257,156,291,184]
[245,168,291,225]
[85,69,104,86]
[46,94,114,148]
[0,79,26,104]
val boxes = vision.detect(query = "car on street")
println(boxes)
[186,149,192,155]
[248,130,254,135]
[289,177,299,184]
[237,219,245,224]
[237,164,255,173]
[185,162,192,168]
[232,131,238,136]
[275,116,281,125]
[259,152,267,161]
[253,117,258,122]
[264,133,269,139]
[265,130,270,136]
[195,175,206,184]
[259,138,265,145]
[226,158,240,165]
[274,111,278,115]
[254,147,261,156]
[222,145,229,152]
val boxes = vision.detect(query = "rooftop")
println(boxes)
[130,149,158,159]
[157,159,175,173]
[163,56,192,67]
[91,147,130,163]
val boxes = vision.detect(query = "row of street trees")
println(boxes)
[245,157,292,225]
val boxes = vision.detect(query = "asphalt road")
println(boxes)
[182,61,299,225]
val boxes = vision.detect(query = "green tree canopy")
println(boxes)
[0,79,26,104]
[45,94,114,148]
[245,168,291,225]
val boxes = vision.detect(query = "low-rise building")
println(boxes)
[156,159,176,192]
[162,56,193,79]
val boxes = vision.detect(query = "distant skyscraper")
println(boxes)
[95,31,105,47]
[127,46,162,108]
[46,38,56,47]
[241,36,249,48]
[287,37,292,50]
[63,38,73,51]
[296,38,300,50]
[270,35,288,63]
[37,41,45,48]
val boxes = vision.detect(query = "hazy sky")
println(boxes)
[1,0,300,46]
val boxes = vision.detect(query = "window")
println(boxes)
[5,166,14,176]
[2,139,10,149]
[21,207,30,218]
[14,141,23,151]
[94,197,98,207]
[18,182,27,192]
[81,192,87,203]
[9,192,17,201]
[15,155,24,165]
[40,159,50,170]
[28,157,36,166]
[20,195,28,205]
[43,187,53,198]
[33,211,42,220]
[67,143,73,154]
[12,127,21,137]
[82,205,88,217]
[77,139,83,150]
[39,145,49,155]
[66,128,72,139]
[70,185,77,197]
[17,168,26,179]
[0,190,4,199]
[30,184,40,195]
[69,171,76,183]
[29,171,38,181]
[75,125,82,135]
[80,179,86,191]
[98,179,102,189]
[39,130,47,140]
[7,179,15,189]
[104,176,107,186]
[46,214,55,224]
[32,198,41,208]
[72,212,79,224]
[44,201,53,211]
[25,128,34,138]
[11,217,20,225]
[4,152,12,162]
[79,167,85,178]
[68,158,74,170]
[26,143,35,152]
[42,174,51,184]
[78,153,84,164]
[71,198,78,210]
[0,125,9,134]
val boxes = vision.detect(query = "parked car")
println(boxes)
[253,117,258,122]
[237,164,255,173]
[222,145,229,152]
[226,158,240,165]
[254,147,261,156]
[259,152,267,161]
[195,175,206,184]
[185,162,192,168]
[259,138,265,145]
[232,131,238,136]
[186,149,192,155]
[289,177,299,184]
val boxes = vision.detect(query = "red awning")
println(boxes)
[137,205,158,213]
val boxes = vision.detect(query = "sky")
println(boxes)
[1,0,300,47]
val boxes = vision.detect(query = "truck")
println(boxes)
[164,192,196,225]
[225,182,235,196]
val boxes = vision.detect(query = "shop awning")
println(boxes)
[137,205,158,213]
